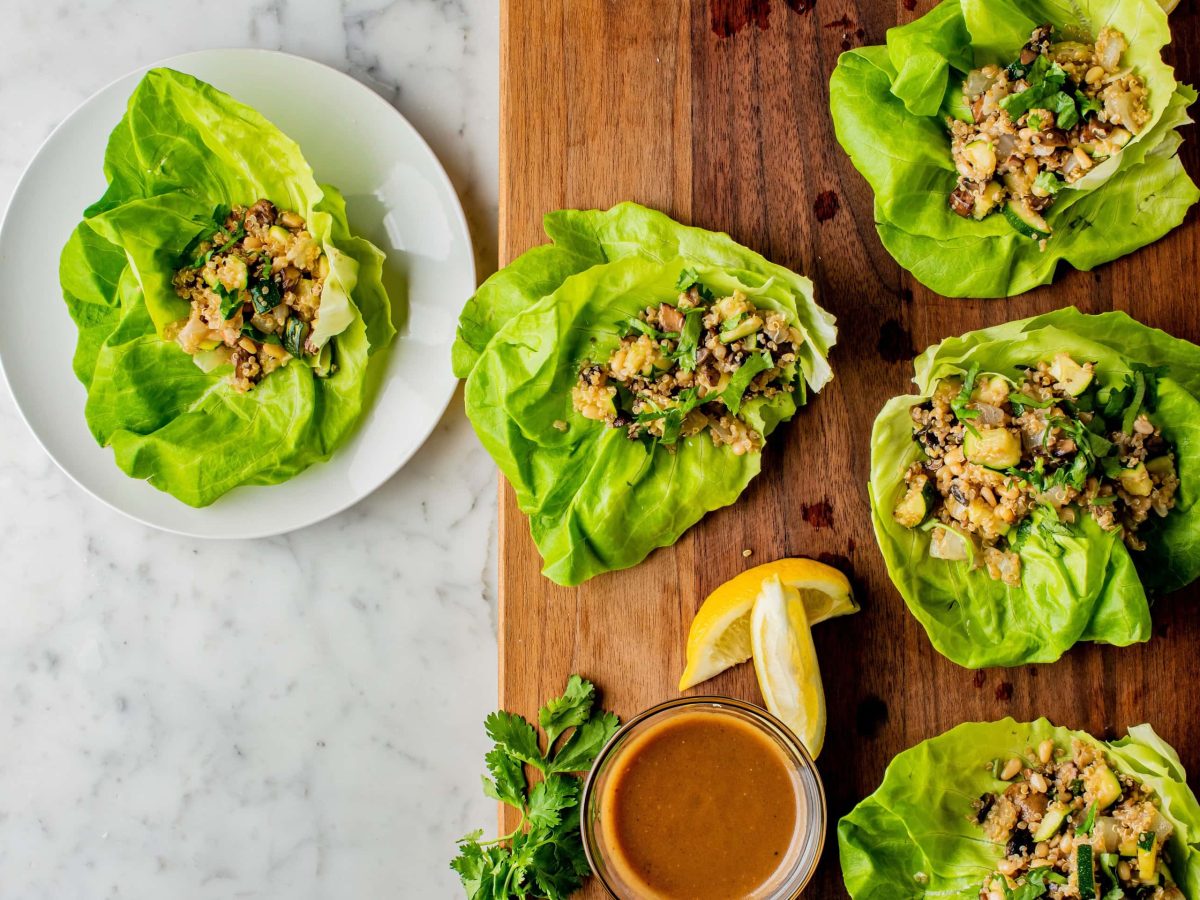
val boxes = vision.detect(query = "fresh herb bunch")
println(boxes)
[451,676,620,899]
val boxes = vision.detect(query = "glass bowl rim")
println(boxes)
[578,694,828,900]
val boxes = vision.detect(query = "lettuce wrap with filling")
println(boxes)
[869,308,1200,668]
[829,0,1198,298]
[839,718,1200,898]
[60,68,394,506]
[452,202,837,586]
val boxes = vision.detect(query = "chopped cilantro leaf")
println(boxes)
[721,353,773,416]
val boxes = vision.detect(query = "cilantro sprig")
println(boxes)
[452,676,620,899]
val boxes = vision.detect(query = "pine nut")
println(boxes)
[1001,757,1022,780]
[1038,739,1054,764]
[1030,772,1048,793]
[238,337,257,353]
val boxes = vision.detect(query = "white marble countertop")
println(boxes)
[0,2,499,896]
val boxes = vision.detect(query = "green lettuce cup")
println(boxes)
[830,0,1199,298]
[839,718,1200,899]
[61,68,394,506]
[452,202,837,586]
[869,308,1200,668]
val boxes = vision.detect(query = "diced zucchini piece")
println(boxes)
[1077,844,1097,900]
[973,181,1005,220]
[929,526,970,561]
[1146,456,1175,478]
[1109,127,1133,149]
[283,317,309,357]
[1119,462,1153,497]
[720,315,763,344]
[268,224,291,245]
[1048,354,1092,396]
[197,338,221,351]
[893,476,936,528]
[1002,200,1052,240]
[1085,763,1123,810]
[1137,832,1160,884]
[1034,803,1068,842]
[250,281,281,315]
[964,427,1022,470]
[202,267,219,289]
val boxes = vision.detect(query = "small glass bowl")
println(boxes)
[580,696,827,899]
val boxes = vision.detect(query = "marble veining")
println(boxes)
[0,1,500,896]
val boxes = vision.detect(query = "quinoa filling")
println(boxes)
[949,24,1149,244]
[170,200,331,393]
[975,738,1183,899]
[893,354,1178,585]
[571,272,802,455]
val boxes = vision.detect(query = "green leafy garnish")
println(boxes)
[996,863,1068,900]
[675,267,715,303]
[951,364,981,421]
[1138,831,1157,852]
[451,676,620,900]
[1035,171,1066,197]
[673,307,705,372]
[218,288,242,322]
[622,317,677,341]
[1078,91,1103,119]
[636,387,704,445]
[1001,57,1067,119]
[1078,801,1098,836]
[721,353,773,415]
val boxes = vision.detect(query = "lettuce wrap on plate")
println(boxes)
[870,308,1200,668]
[61,68,394,507]
[452,203,837,586]
[830,0,1198,298]
[839,718,1200,899]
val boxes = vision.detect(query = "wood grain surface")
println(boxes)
[498,1,1200,896]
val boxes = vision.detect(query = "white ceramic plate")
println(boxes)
[0,49,473,538]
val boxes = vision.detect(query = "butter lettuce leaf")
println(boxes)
[869,308,1200,668]
[60,68,394,507]
[453,203,836,586]
[829,0,1198,298]
[839,719,1200,899]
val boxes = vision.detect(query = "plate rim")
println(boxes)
[0,47,474,540]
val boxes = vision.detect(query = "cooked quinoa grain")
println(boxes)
[893,354,1178,585]
[974,739,1183,899]
[170,200,330,392]
[571,276,801,453]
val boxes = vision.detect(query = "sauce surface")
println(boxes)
[599,710,802,899]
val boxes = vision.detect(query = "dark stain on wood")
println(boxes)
[802,499,834,529]
[825,14,853,28]
[814,190,841,222]
[782,0,816,13]
[710,0,773,36]
[973,670,986,688]
[995,682,1015,702]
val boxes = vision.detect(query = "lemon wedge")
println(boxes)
[751,575,827,758]
[678,558,855,691]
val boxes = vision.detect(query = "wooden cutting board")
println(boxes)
[498,1,1200,896]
